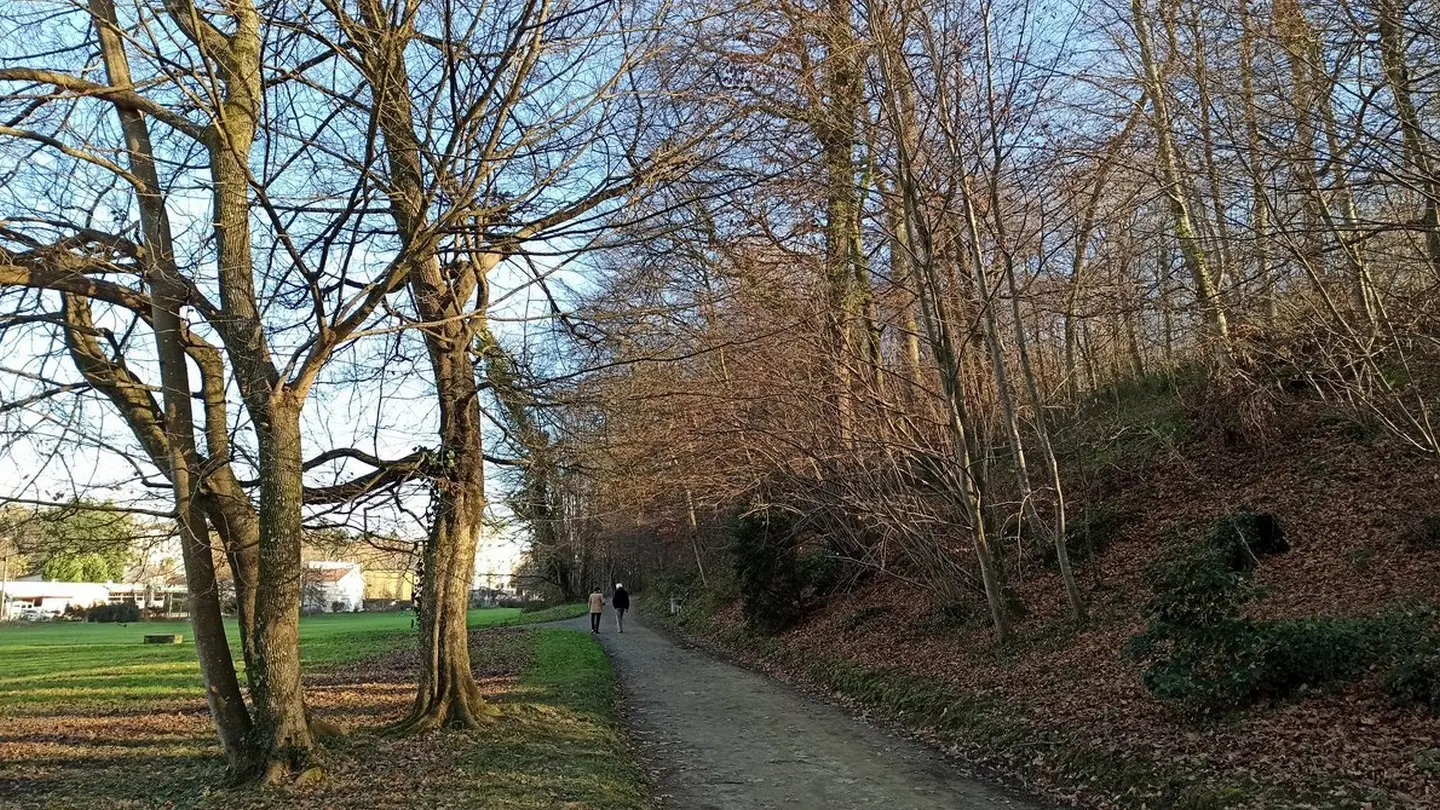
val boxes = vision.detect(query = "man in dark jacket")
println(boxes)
[612,583,630,633]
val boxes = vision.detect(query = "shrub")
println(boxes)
[88,602,141,623]
[1204,511,1288,572]
[730,510,803,635]
[1142,542,1254,630]
[1255,618,1374,697]
[1128,515,1369,716]
[796,550,844,597]
[1387,648,1440,710]
[1132,609,1378,714]
[1127,541,1261,712]
[1182,370,1282,448]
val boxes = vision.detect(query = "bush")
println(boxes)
[730,510,803,635]
[1255,618,1374,697]
[1204,511,1288,572]
[1128,515,1367,716]
[1142,542,1254,629]
[1133,610,1377,714]
[796,550,844,597]
[1127,541,1260,712]
[88,602,141,623]
[1387,648,1440,710]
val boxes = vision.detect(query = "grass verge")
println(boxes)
[458,629,652,810]
[507,602,590,624]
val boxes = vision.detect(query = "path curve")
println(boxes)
[554,603,1050,809]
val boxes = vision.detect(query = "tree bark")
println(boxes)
[247,397,316,779]
[344,0,495,729]
[813,0,869,445]
[176,0,315,775]
[87,0,253,769]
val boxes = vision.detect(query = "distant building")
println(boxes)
[0,576,195,620]
[363,569,414,603]
[0,580,110,617]
[302,562,365,612]
[105,581,188,613]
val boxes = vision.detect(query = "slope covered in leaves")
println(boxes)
[664,399,1440,809]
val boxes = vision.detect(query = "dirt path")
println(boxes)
[556,605,1048,809]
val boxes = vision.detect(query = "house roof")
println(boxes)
[306,567,356,583]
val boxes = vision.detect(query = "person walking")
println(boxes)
[612,583,630,633]
[588,586,605,633]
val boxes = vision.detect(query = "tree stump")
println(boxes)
[144,634,183,645]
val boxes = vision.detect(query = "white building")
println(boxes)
[0,579,110,618]
[303,562,365,613]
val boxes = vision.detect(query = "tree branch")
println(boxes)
[0,68,208,141]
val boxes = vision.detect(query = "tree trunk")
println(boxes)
[248,397,316,780]
[394,339,496,731]
[1187,3,1233,297]
[1377,0,1440,281]
[1131,0,1230,358]
[88,0,254,769]
[958,185,1042,553]
[343,0,495,730]
[814,0,868,445]
[873,16,1012,640]
[995,221,1086,621]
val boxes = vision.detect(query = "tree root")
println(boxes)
[385,689,500,736]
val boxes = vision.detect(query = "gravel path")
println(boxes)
[554,604,1049,810]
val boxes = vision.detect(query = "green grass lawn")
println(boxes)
[0,606,582,712]
[0,603,648,810]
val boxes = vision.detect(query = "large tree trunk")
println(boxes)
[343,0,494,730]
[394,336,495,731]
[172,0,316,775]
[87,0,254,770]
[247,397,316,780]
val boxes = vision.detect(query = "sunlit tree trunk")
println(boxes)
[1376,0,1440,282]
[88,0,254,772]
[1131,0,1230,359]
